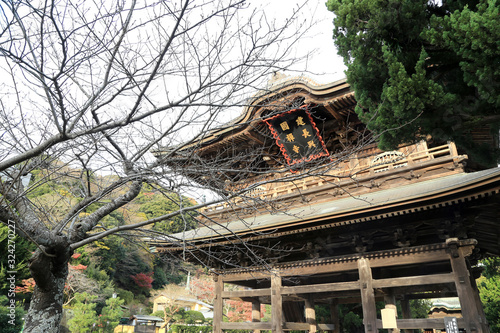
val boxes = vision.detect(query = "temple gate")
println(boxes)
[152,77,499,332]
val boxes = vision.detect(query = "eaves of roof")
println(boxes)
[153,78,350,155]
[157,167,500,247]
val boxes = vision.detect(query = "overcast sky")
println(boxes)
[257,0,346,83]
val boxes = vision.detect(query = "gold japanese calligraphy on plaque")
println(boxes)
[264,106,330,167]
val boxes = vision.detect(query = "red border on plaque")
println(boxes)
[264,105,330,167]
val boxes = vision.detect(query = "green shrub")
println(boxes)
[116,289,134,304]
[151,310,165,319]
[0,304,25,333]
[183,310,205,324]
[170,324,212,333]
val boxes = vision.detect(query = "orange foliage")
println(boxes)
[15,278,35,294]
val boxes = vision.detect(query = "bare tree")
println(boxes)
[0,0,334,331]
[151,284,188,330]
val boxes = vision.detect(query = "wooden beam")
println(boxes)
[368,248,456,269]
[220,243,470,282]
[324,103,344,122]
[213,275,223,333]
[220,260,356,281]
[222,276,455,304]
[281,280,360,295]
[398,291,457,300]
[221,322,338,331]
[271,272,283,333]
[244,128,266,145]
[222,288,271,298]
[372,273,455,289]
[285,323,336,331]
[358,258,377,333]
[376,318,466,329]
[318,324,337,331]
[222,322,271,330]
[283,322,310,331]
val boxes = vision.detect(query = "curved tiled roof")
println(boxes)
[153,167,500,249]
[153,77,353,155]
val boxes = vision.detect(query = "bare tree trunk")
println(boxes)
[24,247,70,333]
[0,0,317,330]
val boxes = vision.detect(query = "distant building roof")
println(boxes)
[431,298,461,311]
[130,315,164,322]
[175,296,213,309]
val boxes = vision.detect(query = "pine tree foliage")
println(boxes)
[326,0,500,164]
[478,258,500,333]
[98,297,125,333]
[68,292,98,333]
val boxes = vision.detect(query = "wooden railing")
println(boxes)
[200,142,460,214]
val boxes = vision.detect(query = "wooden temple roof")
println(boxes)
[151,165,500,257]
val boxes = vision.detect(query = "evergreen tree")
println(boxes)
[0,224,35,295]
[0,296,25,333]
[478,258,500,333]
[68,292,98,333]
[97,297,125,333]
[137,189,198,234]
[326,0,500,165]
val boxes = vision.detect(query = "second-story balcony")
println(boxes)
[199,141,466,219]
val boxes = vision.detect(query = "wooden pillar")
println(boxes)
[447,239,489,333]
[252,300,261,333]
[358,258,377,333]
[213,275,224,333]
[384,292,400,333]
[330,300,340,333]
[400,297,411,320]
[400,296,414,333]
[468,260,489,327]
[305,296,317,333]
[271,272,283,333]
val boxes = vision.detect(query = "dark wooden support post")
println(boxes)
[447,239,489,333]
[330,300,340,333]
[305,296,317,333]
[400,296,414,333]
[271,272,283,333]
[384,292,400,333]
[252,300,261,333]
[400,297,411,319]
[468,260,489,327]
[358,258,377,333]
[213,275,224,333]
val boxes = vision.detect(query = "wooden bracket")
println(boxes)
[446,237,460,258]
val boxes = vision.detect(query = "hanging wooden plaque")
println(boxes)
[264,106,330,167]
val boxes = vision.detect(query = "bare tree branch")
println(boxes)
[0,0,329,331]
